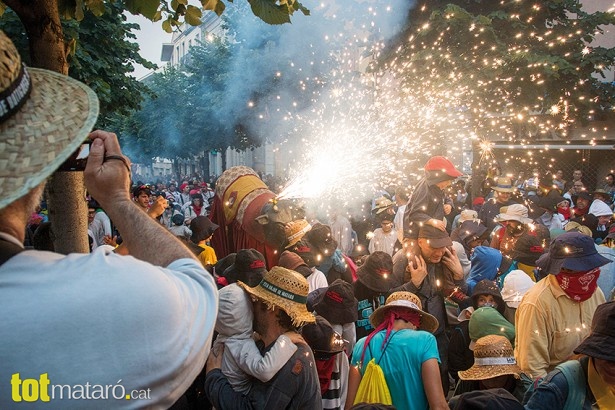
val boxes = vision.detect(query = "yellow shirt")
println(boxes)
[197,244,217,267]
[514,275,605,379]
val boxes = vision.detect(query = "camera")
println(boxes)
[58,141,92,171]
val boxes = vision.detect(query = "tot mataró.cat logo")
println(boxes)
[9,373,151,402]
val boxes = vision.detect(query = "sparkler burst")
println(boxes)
[241,1,615,215]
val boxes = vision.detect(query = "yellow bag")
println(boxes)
[353,358,392,405]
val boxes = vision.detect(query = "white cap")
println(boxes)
[501,270,535,308]
[589,199,613,217]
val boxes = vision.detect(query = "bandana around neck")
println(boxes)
[555,268,601,302]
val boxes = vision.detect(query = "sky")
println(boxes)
[126,14,172,79]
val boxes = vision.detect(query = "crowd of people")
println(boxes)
[2,31,615,409]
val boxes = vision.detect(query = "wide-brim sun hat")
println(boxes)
[459,335,523,381]
[494,204,533,224]
[536,231,611,275]
[370,291,439,333]
[0,31,99,210]
[238,266,315,327]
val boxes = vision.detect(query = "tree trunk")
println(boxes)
[9,0,89,253]
[46,173,88,254]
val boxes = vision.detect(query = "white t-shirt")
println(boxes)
[0,246,218,409]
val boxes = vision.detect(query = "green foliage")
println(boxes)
[386,0,615,140]
[0,3,155,129]
[115,37,236,160]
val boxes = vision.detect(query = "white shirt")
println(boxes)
[368,228,398,256]
[0,246,218,409]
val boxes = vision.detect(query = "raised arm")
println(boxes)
[84,131,199,267]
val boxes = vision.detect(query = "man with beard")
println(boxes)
[572,191,592,218]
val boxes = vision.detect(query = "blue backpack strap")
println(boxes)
[555,360,586,410]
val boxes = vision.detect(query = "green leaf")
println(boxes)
[85,0,106,16]
[162,18,172,33]
[153,10,162,21]
[125,0,160,20]
[201,0,218,11]
[250,0,291,25]
[171,0,179,11]
[214,0,225,16]
[185,5,203,26]
[292,0,309,16]
[177,0,188,5]
[75,0,85,21]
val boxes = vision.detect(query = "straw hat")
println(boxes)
[459,335,523,381]
[284,219,312,248]
[374,196,394,214]
[0,31,99,210]
[238,266,315,327]
[491,177,515,193]
[369,291,439,333]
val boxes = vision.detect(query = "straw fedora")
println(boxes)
[0,31,99,210]
[459,335,523,381]
[284,219,312,249]
[491,177,515,193]
[369,291,439,333]
[238,266,315,327]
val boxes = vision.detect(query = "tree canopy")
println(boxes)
[379,0,615,143]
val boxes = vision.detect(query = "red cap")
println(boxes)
[424,156,463,178]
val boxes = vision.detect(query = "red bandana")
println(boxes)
[555,268,601,302]
[315,356,337,393]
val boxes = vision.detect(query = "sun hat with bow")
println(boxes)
[0,30,99,210]
[370,291,439,333]
[491,177,515,193]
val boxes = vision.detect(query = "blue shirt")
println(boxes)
[351,329,440,410]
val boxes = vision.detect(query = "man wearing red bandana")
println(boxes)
[515,232,610,378]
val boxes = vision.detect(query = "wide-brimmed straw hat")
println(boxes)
[370,291,439,333]
[374,196,395,214]
[491,177,515,193]
[284,219,312,248]
[238,266,315,327]
[0,31,99,210]
[459,335,523,381]
[574,301,615,361]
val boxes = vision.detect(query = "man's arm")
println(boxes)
[84,131,199,267]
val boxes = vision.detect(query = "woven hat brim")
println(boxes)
[492,186,515,193]
[237,280,316,326]
[369,304,439,334]
[458,363,522,381]
[0,68,99,210]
